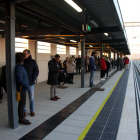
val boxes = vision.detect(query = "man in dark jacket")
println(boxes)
[76,55,81,74]
[23,49,39,116]
[116,56,123,71]
[89,52,97,87]
[47,54,62,101]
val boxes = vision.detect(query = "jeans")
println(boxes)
[125,64,129,69]
[24,85,35,112]
[18,91,26,119]
[50,85,57,98]
[90,70,95,86]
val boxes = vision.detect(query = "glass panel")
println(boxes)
[70,47,76,55]
[15,38,28,52]
[15,38,28,43]
[57,45,66,54]
[37,41,51,53]
[15,48,26,52]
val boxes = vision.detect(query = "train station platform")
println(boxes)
[0,65,137,140]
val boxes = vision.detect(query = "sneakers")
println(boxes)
[89,84,95,87]
[31,111,35,116]
[101,78,105,80]
[50,98,57,101]
[54,96,60,99]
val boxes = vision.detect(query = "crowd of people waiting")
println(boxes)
[0,50,129,125]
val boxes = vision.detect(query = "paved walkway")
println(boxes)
[0,67,137,140]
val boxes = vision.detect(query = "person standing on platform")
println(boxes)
[89,52,97,87]
[47,54,62,101]
[15,53,31,125]
[76,55,81,74]
[105,57,110,78]
[23,49,39,117]
[87,56,90,72]
[100,55,107,80]
[67,57,76,84]
[117,56,123,71]
[125,57,129,69]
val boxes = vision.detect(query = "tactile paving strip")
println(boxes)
[19,70,117,140]
[84,69,130,140]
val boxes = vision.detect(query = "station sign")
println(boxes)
[82,24,91,32]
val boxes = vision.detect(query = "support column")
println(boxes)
[35,40,38,84]
[114,52,116,61]
[100,44,103,58]
[117,53,119,59]
[5,2,18,128]
[80,35,85,88]
[100,44,103,78]
[109,50,111,71]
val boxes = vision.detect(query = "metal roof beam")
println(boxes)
[102,39,126,43]
[15,27,59,37]
[0,0,29,4]
[85,26,121,34]
[110,44,127,47]
[16,2,82,34]
[73,0,101,26]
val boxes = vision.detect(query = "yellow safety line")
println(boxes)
[77,70,125,140]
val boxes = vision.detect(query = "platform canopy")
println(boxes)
[0,0,130,54]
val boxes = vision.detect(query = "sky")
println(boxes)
[118,0,140,58]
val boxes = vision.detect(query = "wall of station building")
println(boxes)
[0,38,79,83]
[0,38,115,83]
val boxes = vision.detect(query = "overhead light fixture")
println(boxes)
[70,40,77,43]
[89,45,93,47]
[104,33,108,36]
[64,0,82,12]
[60,37,65,40]
[90,19,99,27]
[0,20,5,24]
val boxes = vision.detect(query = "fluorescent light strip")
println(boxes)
[90,20,99,27]
[64,0,82,12]
[104,33,108,36]
[70,40,77,43]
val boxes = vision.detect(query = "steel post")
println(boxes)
[5,2,18,129]
[80,35,85,88]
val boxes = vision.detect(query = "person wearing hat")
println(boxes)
[47,54,62,101]
[89,52,97,87]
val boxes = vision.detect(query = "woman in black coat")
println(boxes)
[105,57,110,78]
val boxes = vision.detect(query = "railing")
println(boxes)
[133,60,140,135]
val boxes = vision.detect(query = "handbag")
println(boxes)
[16,85,22,101]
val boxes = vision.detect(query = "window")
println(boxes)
[111,52,114,59]
[69,47,76,55]
[15,38,28,52]
[38,41,51,53]
[57,45,66,54]
[79,51,81,55]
